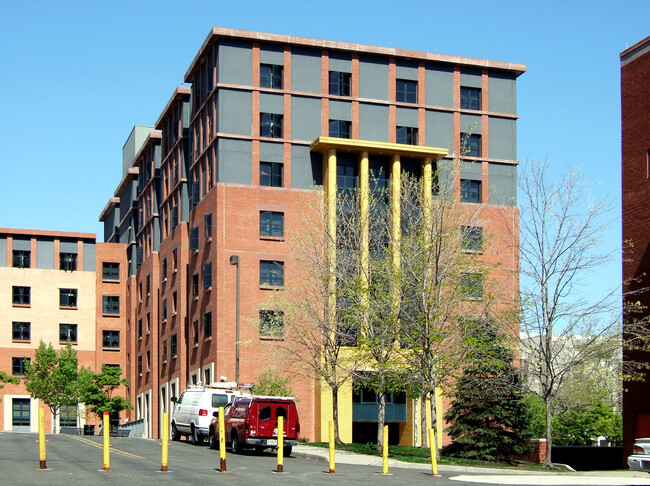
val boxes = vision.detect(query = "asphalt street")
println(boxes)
[0,432,648,486]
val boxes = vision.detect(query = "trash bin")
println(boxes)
[83,425,95,436]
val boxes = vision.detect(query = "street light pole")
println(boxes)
[229,255,240,383]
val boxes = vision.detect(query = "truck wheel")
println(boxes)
[283,445,292,457]
[191,425,203,445]
[171,423,180,441]
[209,429,218,450]
[231,434,240,454]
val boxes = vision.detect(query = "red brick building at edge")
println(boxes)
[622,36,650,460]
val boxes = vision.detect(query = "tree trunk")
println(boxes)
[420,394,428,448]
[331,386,343,444]
[430,390,440,459]
[544,395,553,466]
[376,391,386,453]
[52,408,58,434]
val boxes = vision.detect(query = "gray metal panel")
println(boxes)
[260,142,284,163]
[260,43,284,64]
[291,47,322,93]
[181,183,189,221]
[12,237,31,251]
[359,103,389,142]
[425,110,453,149]
[217,89,252,136]
[425,64,453,107]
[396,107,418,127]
[83,242,96,272]
[260,93,283,114]
[217,39,253,86]
[489,71,517,114]
[489,163,517,205]
[460,68,482,88]
[291,96,321,141]
[122,126,153,175]
[217,139,252,184]
[358,55,389,101]
[329,100,351,121]
[60,240,78,253]
[291,145,317,189]
[461,114,482,134]
[489,117,517,160]
[461,161,482,181]
[0,237,6,267]
[329,52,351,73]
[396,60,418,81]
[37,238,54,269]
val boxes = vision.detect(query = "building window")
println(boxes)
[102,262,119,281]
[337,155,358,192]
[260,260,284,287]
[190,227,199,251]
[396,79,417,103]
[12,286,30,306]
[170,334,178,357]
[193,320,199,345]
[260,161,283,187]
[59,324,78,343]
[102,296,120,315]
[13,250,30,268]
[12,357,29,376]
[260,64,283,89]
[396,126,418,145]
[12,398,30,427]
[461,133,481,157]
[102,330,120,349]
[162,299,167,321]
[162,258,167,281]
[204,214,212,239]
[260,113,283,138]
[259,310,284,338]
[137,355,142,375]
[162,340,168,362]
[172,249,178,271]
[461,273,483,299]
[60,252,77,271]
[192,274,199,297]
[203,312,212,339]
[460,179,481,203]
[461,226,483,252]
[461,87,481,110]
[260,211,284,237]
[203,263,212,288]
[146,275,150,295]
[137,319,143,339]
[12,321,30,341]
[59,288,78,308]
[329,119,351,139]
[329,71,351,96]
[172,292,177,314]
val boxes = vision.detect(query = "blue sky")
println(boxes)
[1,0,647,304]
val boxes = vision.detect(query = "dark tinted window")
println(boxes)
[259,406,272,421]
[276,406,288,420]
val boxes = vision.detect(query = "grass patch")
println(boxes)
[305,442,548,470]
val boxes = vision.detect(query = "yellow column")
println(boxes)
[359,151,369,291]
[422,157,433,235]
[391,154,401,269]
[103,412,110,471]
[38,407,46,470]
[161,412,169,472]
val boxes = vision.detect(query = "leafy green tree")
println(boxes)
[0,370,19,402]
[79,365,132,425]
[253,368,293,397]
[23,341,80,433]
[444,320,532,461]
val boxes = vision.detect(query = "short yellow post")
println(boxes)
[38,407,46,470]
[328,420,335,474]
[277,415,284,473]
[103,411,110,471]
[382,424,389,475]
[161,412,169,472]
[218,406,226,472]
[428,428,439,476]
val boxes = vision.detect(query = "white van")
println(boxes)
[171,382,251,444]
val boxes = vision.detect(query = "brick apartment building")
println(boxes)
[2,28,525,444]
[622,35,650,460]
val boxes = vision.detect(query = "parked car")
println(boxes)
[628,438,650,471]
[170,382,251,444]
[209,395,300,456]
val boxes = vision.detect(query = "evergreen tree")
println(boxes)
[444,320,532,461]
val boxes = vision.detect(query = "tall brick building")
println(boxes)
[622,36,650,459]
[2,28,524,444]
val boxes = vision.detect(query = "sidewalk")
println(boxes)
[291,444,650,478]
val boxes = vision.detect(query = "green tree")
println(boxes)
[23,341,80,433]
[444,320,532,461]
[253,368,293,397]
[79,365,132,425]
[0,370,19,402]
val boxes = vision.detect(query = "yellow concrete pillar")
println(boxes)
[391,154,401,269]
[359,151,369,291]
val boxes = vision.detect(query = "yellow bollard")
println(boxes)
[428,428,439,476]
[218,406,226,472]
[38,407,46,470]
[382,424,388,475]
[161,412,169,472]
[328,420,335,474]
[103,412,110,471]
[277,415,284,473]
